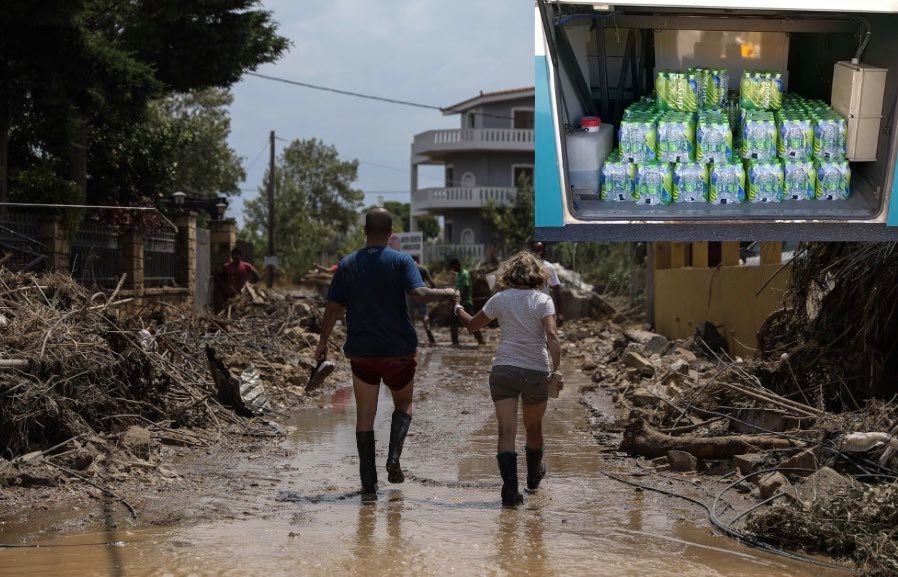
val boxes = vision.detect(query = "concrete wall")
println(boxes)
[652,242,790,358]
[459,96,534,129]
[441,208,493,245]
[443,151,533,188]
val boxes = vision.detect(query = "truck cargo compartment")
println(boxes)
[539,2,898,224]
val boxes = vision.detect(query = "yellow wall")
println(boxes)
[654,261,790,358]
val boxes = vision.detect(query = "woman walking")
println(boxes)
[454,252,563,506]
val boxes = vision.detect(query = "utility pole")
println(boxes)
[266,130,275,288]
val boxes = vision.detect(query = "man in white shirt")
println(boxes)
[530,241,564,326]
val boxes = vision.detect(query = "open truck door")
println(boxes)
[535,0,898,240]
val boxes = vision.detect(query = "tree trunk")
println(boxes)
[69,112,87,200]
[0,106,9,207]
[619,417,799,459]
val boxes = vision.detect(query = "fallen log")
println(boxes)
[619,418,800,459]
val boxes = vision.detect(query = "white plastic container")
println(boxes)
[567,117,614,193]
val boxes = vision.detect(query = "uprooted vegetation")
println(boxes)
[0,268,343,491]
[756,242,898,408]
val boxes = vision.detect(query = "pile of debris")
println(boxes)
[566,318,898,575]
[0,268,341,492]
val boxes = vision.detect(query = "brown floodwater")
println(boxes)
[0,345,850,577]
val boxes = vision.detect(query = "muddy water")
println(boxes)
[1,346,846,577]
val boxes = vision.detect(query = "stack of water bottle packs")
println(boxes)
[600,68,850,205]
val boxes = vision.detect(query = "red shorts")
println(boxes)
[349,355,417,390]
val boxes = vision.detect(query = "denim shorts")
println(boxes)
[489,365,552,405]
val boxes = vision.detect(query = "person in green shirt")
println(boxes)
[449,258,484,346]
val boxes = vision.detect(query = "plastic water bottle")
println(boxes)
[567,117,614,194]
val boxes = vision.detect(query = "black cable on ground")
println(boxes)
[600,469,857,572]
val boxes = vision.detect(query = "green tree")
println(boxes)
[417,215,440,241]
[482,174,535,255]
[242,139,364,280]
[86,88,245,205]
[382,201,410,231]
[1,0,288,206]
[161,89,246,197]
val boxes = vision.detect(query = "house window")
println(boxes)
[444,221,453,243]
[445,165,454,187]
[512,108,534,129]
[467,113,476,128]
[461,172,476,188]
[460,229,475,245]
[512,165,534,188]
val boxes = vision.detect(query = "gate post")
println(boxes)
[173,211,197,300]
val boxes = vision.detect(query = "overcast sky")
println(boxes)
[227,0,533,222]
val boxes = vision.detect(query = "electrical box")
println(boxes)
[831,61,888,162]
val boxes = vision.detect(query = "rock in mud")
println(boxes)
[667,450,697,472]
[121,426,153,460]
[780,448,822,474]
[625,329,670,355]
[734,453,766,476]
[669,359,690,375]
[757,472,790,499]
[623,351,655,377]
[628,388,658,407]
[70,448,96,471]
[791,467,855,503]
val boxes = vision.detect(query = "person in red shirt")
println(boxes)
[222,247,260,299]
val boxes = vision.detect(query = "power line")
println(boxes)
[244,139,270,173]
[244,71,517,120]
[245,72,442,111]
[358,161,408,174]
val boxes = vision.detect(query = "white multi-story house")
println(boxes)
[410,87,535,263]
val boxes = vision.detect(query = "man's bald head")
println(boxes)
[364,207,393,241]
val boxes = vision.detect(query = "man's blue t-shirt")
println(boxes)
[327,246,426,357]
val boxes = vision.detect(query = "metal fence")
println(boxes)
[143,230,177,288]
[0,211,46,271]
[70,221,119,289]
[424,243,485,265]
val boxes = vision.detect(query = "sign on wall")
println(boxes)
[394,232,423,262]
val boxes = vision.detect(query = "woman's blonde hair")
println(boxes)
[495,251,549,291]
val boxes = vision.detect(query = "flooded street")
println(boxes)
[1,346,846,577]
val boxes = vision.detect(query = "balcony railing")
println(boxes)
[413,187,517,211]
[424,243,484,265]
[412,128,534,157]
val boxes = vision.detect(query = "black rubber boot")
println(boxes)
[496,452,524,507]
[386,410,412,483]
[474,330,485,346]
[450,323,460,346]
[525,446,546,492]
[356,431,377,498]
[425,328,436,346]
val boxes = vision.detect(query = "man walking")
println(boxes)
[449,258,484,346]
[530,241,564,327]
[315,208,458,498]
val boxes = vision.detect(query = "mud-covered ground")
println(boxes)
[0,327,847,577]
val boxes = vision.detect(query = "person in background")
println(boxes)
[315,208,458,498]
[410,255,437,346]
[448,258,484,346]
[315,254,344,275]
[222,246,260,301]
[453,251,563,507]
[530,241,564,327]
